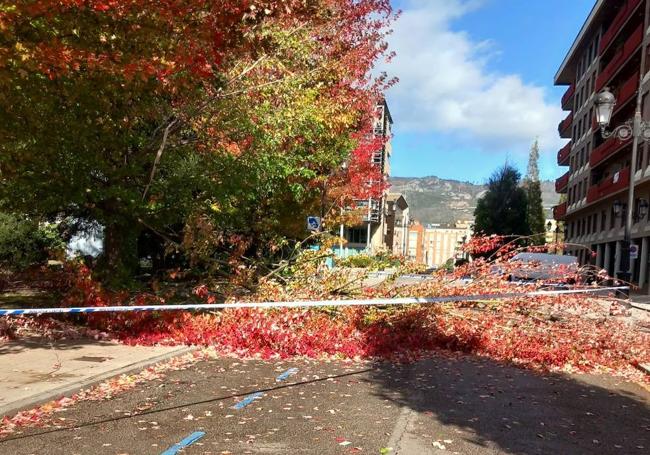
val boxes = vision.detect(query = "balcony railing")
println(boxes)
[555,172,570,193]
[358,199,381,223]
[372,151,384,166]
[561,84,575,110]
[586,167,630,204]
[596,23,643,91]
[613,71,639,112]
[553,202,567,221]
[590,136,628,167]
[557,141,571,166]
[558,112,573,138]
[599,0,643,55]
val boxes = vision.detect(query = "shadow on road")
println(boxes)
[0,338,116,355]
[368,354,650,454]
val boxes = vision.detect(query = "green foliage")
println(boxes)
[0,213,65,270]
[524,140,545,245]
[474,165,531,237]
[524,180,546,245]
[337,251,402,271]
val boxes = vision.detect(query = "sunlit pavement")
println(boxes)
[1,354,648,455]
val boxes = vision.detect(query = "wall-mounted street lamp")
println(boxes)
[595,81,650,295]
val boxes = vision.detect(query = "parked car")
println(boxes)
[495,253,580,284]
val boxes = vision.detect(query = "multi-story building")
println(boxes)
[423,222,472,267]
[385,193,410,255]
[407,221,425,263]
[554,0,650,290]
[343,100,398,253]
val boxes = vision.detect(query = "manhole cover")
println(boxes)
[74,356,113,363]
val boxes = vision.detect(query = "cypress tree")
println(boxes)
[523,139,546,244]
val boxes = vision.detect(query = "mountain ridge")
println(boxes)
[389,176,560,226]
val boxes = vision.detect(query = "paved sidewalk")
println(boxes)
[0,338,192,417]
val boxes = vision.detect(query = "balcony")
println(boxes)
[557,141,571,166]
[613,71,639,112]
[599,0,643,55]
[596,23,643,91]
[586,167,630,204]
[372,150,384,166]
[590,136,628,168]
[558,112,573,138]
[553,202,567,221]
[555,172,569,193]
[358,199,381,223]
[561,84,575,110]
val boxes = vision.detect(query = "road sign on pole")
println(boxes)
[307,216,322,232]
[630,244,639,260]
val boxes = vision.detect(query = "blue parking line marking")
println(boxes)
[276,367,299,382]
[160,431,206,455]
[233,391,264,410]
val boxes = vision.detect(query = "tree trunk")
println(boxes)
[99,219,140,287]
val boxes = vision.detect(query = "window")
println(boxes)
[347,228,367,244]
[601,210,606,231]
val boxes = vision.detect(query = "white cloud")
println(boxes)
[383,0,566,153]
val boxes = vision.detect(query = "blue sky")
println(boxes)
[386,0,595,183]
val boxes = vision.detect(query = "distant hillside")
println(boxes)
[389,176,560,226]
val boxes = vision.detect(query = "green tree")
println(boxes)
[523,140,546,244]
[474,165,530,237]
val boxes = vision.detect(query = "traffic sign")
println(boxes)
[307,216,322,232]
[630,244,639,260]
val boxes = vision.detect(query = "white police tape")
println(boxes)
[0,286,629,317]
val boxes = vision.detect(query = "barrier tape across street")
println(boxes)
[0,286,629,316]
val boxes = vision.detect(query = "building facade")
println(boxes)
[554,0,650,291]
[385,193,410,255]
[343,100,399,254]
[407,221,425,263]
[423,223,472,267]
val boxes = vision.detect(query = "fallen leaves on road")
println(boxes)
[0,348,219,437]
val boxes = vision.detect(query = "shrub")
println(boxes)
[0,213,65,270]
[337,250,403,271]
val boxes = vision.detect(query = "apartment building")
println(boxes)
[343,100,397,253]
[423,222,472,267]
[554,0,650,290]
[407,221,425,263]
[385,193,410,255]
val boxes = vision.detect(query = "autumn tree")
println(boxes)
[474,165,530,238]
[0,1,396,283]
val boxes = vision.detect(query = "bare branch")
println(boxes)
[142,119,177,201]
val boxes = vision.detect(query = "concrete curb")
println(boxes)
[0,345,197,419]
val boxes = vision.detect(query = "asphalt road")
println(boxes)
[1,354,648,455]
